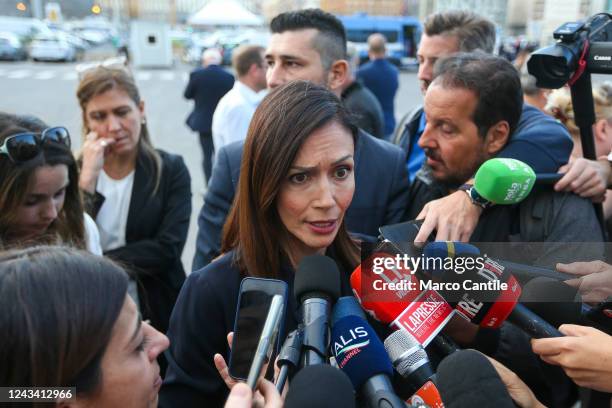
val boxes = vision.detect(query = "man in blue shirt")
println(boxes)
[357,33,399,139]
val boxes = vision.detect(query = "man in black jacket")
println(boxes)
[191,9,410,269]
[184,48,234,183]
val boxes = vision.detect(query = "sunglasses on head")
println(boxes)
[0,127,71,163]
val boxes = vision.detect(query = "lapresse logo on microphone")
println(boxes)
[333,326,370,368]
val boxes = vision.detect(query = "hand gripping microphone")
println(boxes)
[294,255,341,367]
[384,330,444,408]
[284,364,356,408]
[436,349,516,408]
[331,314,408,408]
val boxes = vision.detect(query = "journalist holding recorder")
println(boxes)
[159,80,362,407]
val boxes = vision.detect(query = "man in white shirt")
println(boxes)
[212,45,267,156]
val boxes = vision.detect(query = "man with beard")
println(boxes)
[394,10,574,244]
[405,52,603,408]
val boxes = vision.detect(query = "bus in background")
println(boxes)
[337,14,421,69]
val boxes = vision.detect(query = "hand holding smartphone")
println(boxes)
[228,278,288,385]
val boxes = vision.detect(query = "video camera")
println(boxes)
[527,13,612,89]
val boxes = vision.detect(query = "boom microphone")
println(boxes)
[331,314,407,408]
[294,255,341,367]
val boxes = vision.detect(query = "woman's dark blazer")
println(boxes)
[158,248,361,408]
[83,149,192,333]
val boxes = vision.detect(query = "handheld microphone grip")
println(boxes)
[276,328,303,392]
[332,315,406,408]
[295,255,341,367]
[509,303,563,338]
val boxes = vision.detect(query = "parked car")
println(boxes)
[30,34,77,62]
[0,32,28,61]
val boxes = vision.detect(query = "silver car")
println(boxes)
[30,33,76,62]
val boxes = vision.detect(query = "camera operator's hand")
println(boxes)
[531,324,612,392]
[555,157,610,202]
[224,380,283,408]
[558,260,612,303]
[414,190,482,245]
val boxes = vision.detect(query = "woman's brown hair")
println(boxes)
[76,66,162,192]
[0,246,129,405]
[0,113,85,249]
[222,80,360,278]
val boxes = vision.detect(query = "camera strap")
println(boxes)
[568,39,590,86]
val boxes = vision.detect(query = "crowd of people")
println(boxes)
[1,7,612,408]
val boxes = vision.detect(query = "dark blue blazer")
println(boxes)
[184,65,234,133]
[192,129,410,270]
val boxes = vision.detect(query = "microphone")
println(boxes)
[294,255,341,367]
[472,158,563,205]
[521,277,612,334]
[275,328,303,392]
[331,314,407,408]
[332,296,367,324]
[384,330,444,408]
[284,364,356,408]
[436,349,516,408]
[422,241,574,282]
[350,252,456,346]
[423,246,562,338]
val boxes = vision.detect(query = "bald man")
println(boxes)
[357,33,399,138]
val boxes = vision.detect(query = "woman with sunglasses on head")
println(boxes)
[160,81,362,407]
[0,112,101,254]
[76,66,191,346]
[0,245,169,408]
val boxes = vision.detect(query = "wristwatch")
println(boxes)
[459,183,493,209]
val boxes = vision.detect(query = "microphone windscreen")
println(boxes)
[520,277,583,326]
[437,349,515,408]
[294,255,341,303]
[331,315,393,389]
[474,158,535,204]
[332,296,366,325]
[284,364,355,408]
[384,330,429,377]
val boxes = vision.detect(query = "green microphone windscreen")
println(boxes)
[474,158,536,204]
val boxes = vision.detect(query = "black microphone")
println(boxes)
[424,246,564,338]
[331,314,407,408]
[275,328,303,392]
[294,255,341,367]
[521,277,612,334]
[284,364,356,408]
[437,349,516,408]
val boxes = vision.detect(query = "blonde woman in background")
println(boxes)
[548,83,612,222]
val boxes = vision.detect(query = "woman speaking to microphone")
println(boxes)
[160,81,362,407]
